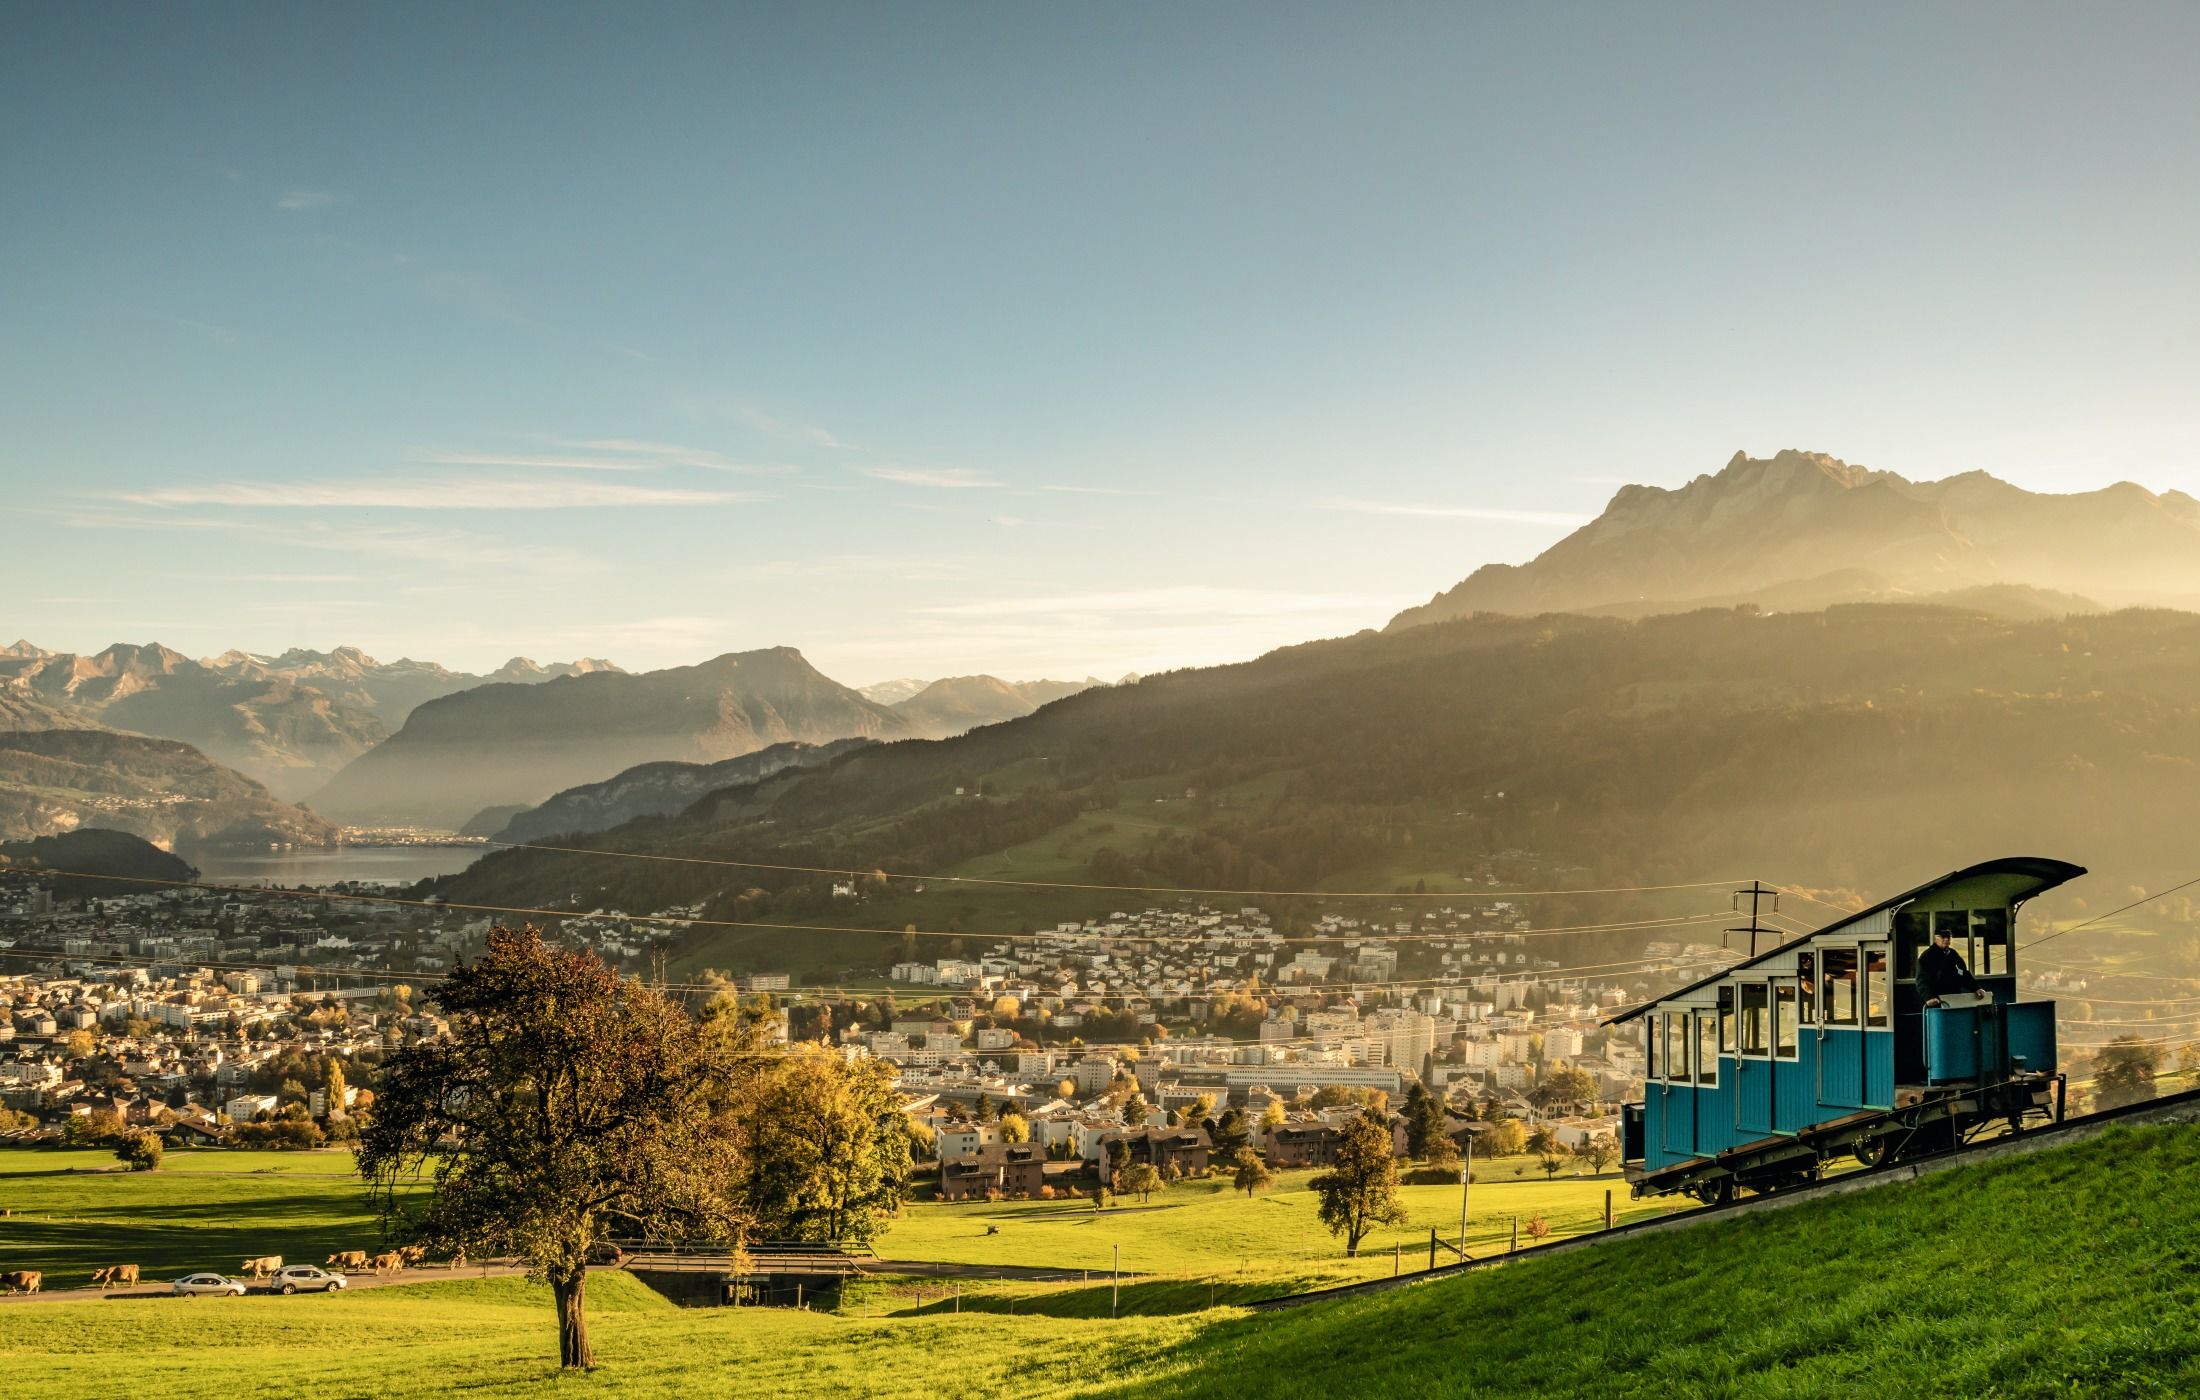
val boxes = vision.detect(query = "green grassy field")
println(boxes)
[5,1124,2199,1397]
[0,1146,398,1283]
[0,1144,1656,1293]
[875,1163,1677,1294]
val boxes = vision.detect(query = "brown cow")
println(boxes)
[241,1255,282,1279]
[91,1264,141,1289]
[398,1244,427,1265]
[0,1270,41,1293]
[371,1251,405,1275]
[326,1250,369,1273]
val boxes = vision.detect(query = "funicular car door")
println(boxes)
[1735,981,1773,1134]
[1815,945,1867,1110]
[1658,1010,1693,1159]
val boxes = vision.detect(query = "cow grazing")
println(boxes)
[0,1271,41,1293]
[327,1250,369,1272]
[241,1256,282,1279]
[91,1264,140,1289]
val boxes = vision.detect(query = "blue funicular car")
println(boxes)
[1612,857,2082,1203]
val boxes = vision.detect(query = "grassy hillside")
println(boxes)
[4,1124,2197,1396]
[436,605,2200,977]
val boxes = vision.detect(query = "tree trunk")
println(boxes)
[553,1269,592,1369]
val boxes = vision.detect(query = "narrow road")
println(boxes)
[0,1263,532,1304]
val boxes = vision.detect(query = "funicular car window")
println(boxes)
[1774,983,1799,1058]
[1666,1012,1689,1082]
[1696,1011,1717,1084]
[1865,947,1889,1026]
[1934,910,1970,968]
[1973,908,2009,976]
[1646,1015,1659,1079]
[1796,952,1816,1023]
[1895,910,1929,980]
[1821,948,1858,1025]
[1717,985,1734,1053]
[1738,983,1769,1056]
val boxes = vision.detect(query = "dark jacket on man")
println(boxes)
[1916,942,1979,1002]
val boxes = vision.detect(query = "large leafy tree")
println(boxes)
[739,1047,912,1245]
[358,928,756,1369]
[1311,1111,1409,1256]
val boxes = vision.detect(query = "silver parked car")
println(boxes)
[269,1263,348,1295]
[173,1273,248,1297]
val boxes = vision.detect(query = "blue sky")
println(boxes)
[5,3,2197,682]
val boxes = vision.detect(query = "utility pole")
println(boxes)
[1458,1134,1472,1258]
[1729,880,1781,957]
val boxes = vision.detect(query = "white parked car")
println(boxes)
[269,1264,348,1295]
[173,1273,247,1297]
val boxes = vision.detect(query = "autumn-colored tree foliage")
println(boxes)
[359,928,756,1369]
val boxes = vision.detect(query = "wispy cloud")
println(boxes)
[732,402,850,449]
[550,439,798,476]
[422,451,650,473]
[921,586,1410,619]
[52,509,602,576]
[115,478,758,510]
[1041,483,1149,497]
[276,189,342,212]
[1324,498,1592,527]
[863,466,1002,490]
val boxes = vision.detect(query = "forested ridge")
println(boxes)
[434,604,2200,959]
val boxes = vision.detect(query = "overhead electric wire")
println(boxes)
[6,864,1734,948]
[474,837,1746,901]
[0,940,1729,1005]
[2020,873,2200,956]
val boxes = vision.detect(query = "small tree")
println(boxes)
[116,1130,163,1172]
[1402,1080,1445,1159]
[1425,1134,1461,1175]
[998,1113,1031,1145]
[1123,1097,1149,1128]
[1524,1215,1551,1243]
[1309,1112,1408,1256]
[1259,1100,1287,1132]
[1581,1132,1620,1174]
[1480,1118,1527,1156]
[1231,1146,1273,1197]
[1057,1078,1077,1101]
[1537,1151,1566,1181]
[1119,1162,1164,1203]
[1208,1106,1250,1161]
[1106,1138,1133,1184]
[2094,1036,2162,1111]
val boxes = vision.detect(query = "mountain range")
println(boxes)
[0,729,339,849]
[1387,449,2200,629]
[210,647,623,728]
[0,641,618,797]
[888,675,1103,740]
[481,737,876,844]
[307,647,915,829]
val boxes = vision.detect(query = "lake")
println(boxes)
[189,845,491,887]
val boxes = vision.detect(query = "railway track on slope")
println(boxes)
[1245,1084,2200,1312]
